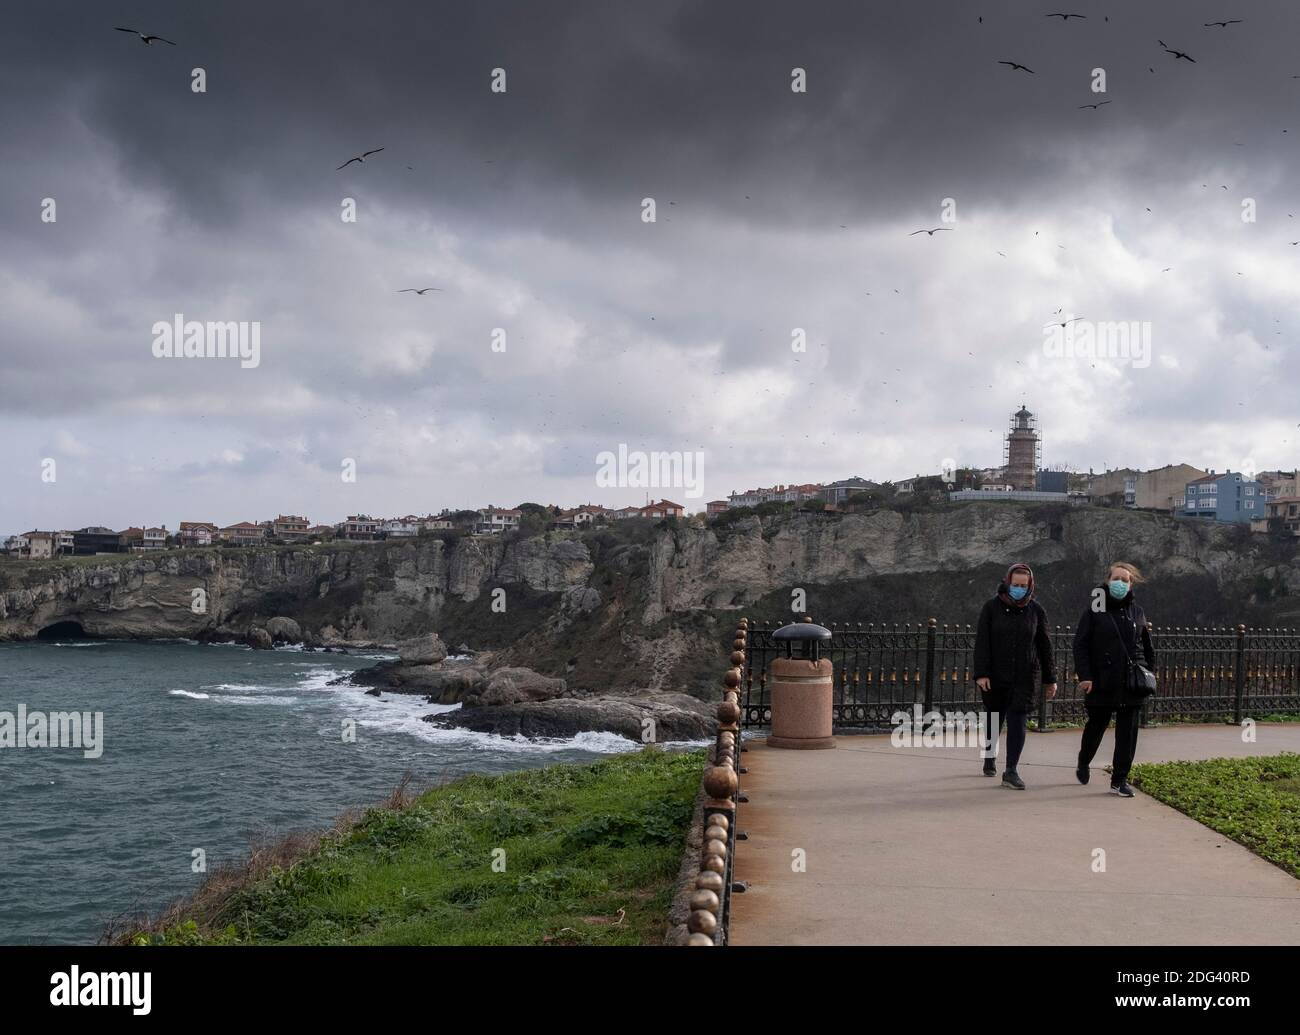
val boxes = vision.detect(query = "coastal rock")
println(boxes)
[344,656,489,704]
[424,691,714,742]
[397,632,448,665]
[469,667,567,707]
[246,627,273,650]
[266,616,302,643]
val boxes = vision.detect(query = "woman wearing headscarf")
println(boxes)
[973,562,1057,789]
[1073,561,1155,797]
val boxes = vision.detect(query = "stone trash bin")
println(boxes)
[766,618,835,750]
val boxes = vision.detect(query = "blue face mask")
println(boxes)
[1109,580,1130,599]
[1008,585,1029,601]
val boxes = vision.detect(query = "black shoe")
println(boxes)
[1109,782,1135,798]
[1001,771,1025,790]
[983,759,997,777]
[1076,764,1089,785]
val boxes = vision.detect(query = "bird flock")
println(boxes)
[102,11,1297,463]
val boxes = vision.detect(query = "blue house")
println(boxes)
[1181,470,1266,523]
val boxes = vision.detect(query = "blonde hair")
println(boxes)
[1106,560,1145,584]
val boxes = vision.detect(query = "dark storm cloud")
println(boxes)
[1,0,1299,534]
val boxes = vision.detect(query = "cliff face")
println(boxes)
[2,504,1296,694]
[0,535,594,646]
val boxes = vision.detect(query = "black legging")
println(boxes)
[982,706,1028,770]
[1079,706,1141,785]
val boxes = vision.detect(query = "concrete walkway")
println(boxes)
[728,724,1300,945]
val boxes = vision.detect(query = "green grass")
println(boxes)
[1130,752,1300,879]
[126,747,704,946]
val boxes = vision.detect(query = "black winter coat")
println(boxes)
[973,597,1056,712]
[1072,587,1155,709]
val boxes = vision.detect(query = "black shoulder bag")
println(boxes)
[1107,611,1157,699]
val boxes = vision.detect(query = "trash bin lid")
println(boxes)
[772,622,831,641]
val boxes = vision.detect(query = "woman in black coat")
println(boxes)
[1072,561,1156,797]
[973,562,1057,789]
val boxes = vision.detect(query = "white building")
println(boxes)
[475,508,522,533]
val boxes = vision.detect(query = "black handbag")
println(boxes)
[1107,612,1157,698]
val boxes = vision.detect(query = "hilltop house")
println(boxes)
[475,508,522,534]
[1181,470,1265,523]
[273,515,310,540]
[1253,496,1300,536]
[27,532,56,559]
[220,522,266,546]
[72,527,124,555]
[1091,464,1207,512]
[1258,470,1299,500]
[178,522,218,547]
[380,517,420,537]
[552,504,608,529]
[821,477,876,505]
[3,534,29,556]
[340,516,380,541]
[640,499,685,519]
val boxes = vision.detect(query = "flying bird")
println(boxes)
[397,287,442,295]
[114,27,175,45]
[1046,12,1087,20]
[909,227,952,236]
[336,148,385,170]
[1203,20,1243,28]
[998,61,1035,73]
[1078,100,1112,109]
[1158,40,1196,62]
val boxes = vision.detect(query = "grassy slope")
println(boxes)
[1130,752,1300,879]
[131,747,704,946]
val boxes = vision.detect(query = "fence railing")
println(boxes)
[740,619,1300,730]
[683,618,749,946]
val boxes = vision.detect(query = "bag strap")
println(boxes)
[1106,610,1140,667]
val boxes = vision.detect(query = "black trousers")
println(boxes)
[1079,706,1141,785]
[982,705,1027,770]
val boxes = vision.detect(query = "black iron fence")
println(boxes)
[740,619,1300,730]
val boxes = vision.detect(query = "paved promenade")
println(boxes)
[728,724,1300,945]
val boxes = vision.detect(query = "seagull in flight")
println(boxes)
[999,61,1035,73]
[397,287,443,295]
[1203,20,1243,28]
[114,27,175,45]
[1046,12,1087,20]
[336,148,385,170]
[909,227,952,236]
[1158,40,1196,62]
[1078,100,1112,109]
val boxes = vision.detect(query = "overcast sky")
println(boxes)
[2,0,1298,533]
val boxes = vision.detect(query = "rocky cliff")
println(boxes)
[2,503,1296,698]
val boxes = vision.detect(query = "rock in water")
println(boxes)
[472,667,567,706]
[342,656,488,703]
[265,616,302,643]
[396,632,448,665]
[425,691,714,742]
[246,627,273,650]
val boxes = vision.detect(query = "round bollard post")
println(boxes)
[766,619,835,749]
